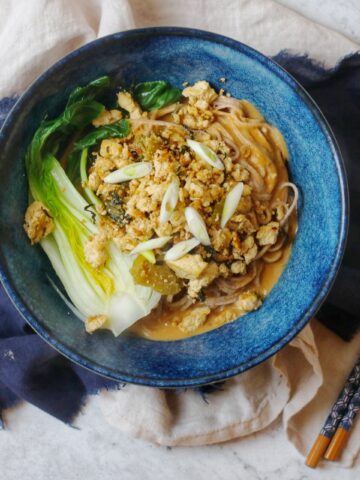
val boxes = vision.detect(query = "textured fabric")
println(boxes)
[0,0,360,467]
[0,0,358,98]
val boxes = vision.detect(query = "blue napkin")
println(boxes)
[0,52,359,426]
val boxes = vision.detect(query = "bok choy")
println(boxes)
[25,76,161,336]
[133,80,182,111]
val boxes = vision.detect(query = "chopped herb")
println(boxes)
[104,193,131,226]
[204,245,216,256]
[84,204,96,224]
[180,144,190,154]
[197,289,206,302]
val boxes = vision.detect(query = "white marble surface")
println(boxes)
[2,397,359,480]
[1,2,360,479]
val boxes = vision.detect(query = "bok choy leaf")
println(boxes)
[133,80,182,111]
[75,119,130,151]
[66,76,111,106]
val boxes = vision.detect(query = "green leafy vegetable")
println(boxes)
[26,77,161,336]
[133,80,182,111]
[75,119,130,151]
[66,76,111,107]
[65,149,82,185]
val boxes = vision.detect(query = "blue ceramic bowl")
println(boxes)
[0,28,348,387]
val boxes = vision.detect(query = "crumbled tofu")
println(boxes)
[84,233,108,269]
[92,109,122,127]
[188,263,219,298]
[230,260,246,275]
[178,306,210,333]
[243,242,258,264]
[153,149,176,180]
[167,254,208,280]
[232,234,258,264]
[24,201,54,244]
[234,291,262,312]
[272,203,287,222]
[85,314,108,334]
[256,222,280,246]
[182,81,218,109]
[178,106,213,129]
[91,155,115,178]
[185,178,205,199]
[176,81,218,129]
[125,216,153,241]
[113,233,138,251]
[126,181,163,215]
[88,171,102,191]
[231,164,250,183]
[145,182,168,203]
[210,227,232,251]
[219,263,230,277]
[209,291,262,328]
[117,91,143,119]
[230,214,256,235]
[99,140,131,167]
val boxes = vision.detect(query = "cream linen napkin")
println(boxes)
[1,0,360,466]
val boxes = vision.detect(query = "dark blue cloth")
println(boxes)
[0,53,359,425]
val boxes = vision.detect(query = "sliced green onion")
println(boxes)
[165,238,200,261]
[140,250,156,264]
[185,207,211,246]
[187,139,224,170]
[131,236,172,255]
[104,162,152,184]
[221,182,244,228]
[160,177,179,224]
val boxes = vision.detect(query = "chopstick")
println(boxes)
[325,383,360,460]
[305,356,360,468]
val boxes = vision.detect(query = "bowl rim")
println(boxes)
[0,26,349,387]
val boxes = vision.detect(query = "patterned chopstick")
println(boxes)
[306,356,360,468]
[324,383,360,460]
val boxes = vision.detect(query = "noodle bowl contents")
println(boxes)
[23,77,298,339]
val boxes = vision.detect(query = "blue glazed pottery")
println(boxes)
[0,28,348,387]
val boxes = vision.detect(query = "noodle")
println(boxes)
[215,264,258,294]
[262,250,284,263]
[278,182,299,227]
[205,291,243,308]
[165,294,194,312]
